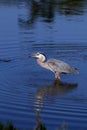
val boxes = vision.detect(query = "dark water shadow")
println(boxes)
[18,0,86,28]
[34,80,78,129]
[36,80,78,100]
[34,111,46,130]
[0,59,13,62]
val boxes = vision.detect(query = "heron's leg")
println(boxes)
[55,72,60,80]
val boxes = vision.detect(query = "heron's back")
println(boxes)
[47,59,78,74]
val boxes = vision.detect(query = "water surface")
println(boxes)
[0,0,87,130]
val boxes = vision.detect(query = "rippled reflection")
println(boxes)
[34,111,46,130]
[0,0,87,129]
[34,80,78,113]
[18,0,87,28]
[58,0,85,15]
[34,81,77,129]
[36,80,77,101]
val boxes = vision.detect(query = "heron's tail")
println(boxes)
[70,67,79,74]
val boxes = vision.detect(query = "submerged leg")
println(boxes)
[55,72,60,80]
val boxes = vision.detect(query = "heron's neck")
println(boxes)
[37,55,46,63]
[37,56,50,70]
[37,55,46,67]
[37,58,46,64]
[37,59,47,69]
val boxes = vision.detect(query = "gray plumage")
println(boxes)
[47,59,77,74]
[31,52,78,80]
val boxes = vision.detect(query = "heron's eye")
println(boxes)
[37,53,40,55]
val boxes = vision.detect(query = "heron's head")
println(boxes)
[31,52,46,62]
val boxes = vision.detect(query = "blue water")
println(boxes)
[0,0,87,130]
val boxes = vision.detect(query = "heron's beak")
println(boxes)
[30,53,36,58]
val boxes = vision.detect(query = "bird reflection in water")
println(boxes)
[34,80,78,130]
[36,80,77,100]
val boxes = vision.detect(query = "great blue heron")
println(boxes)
[31,52,78,80]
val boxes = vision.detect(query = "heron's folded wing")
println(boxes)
[47,59,72,73]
